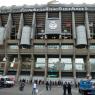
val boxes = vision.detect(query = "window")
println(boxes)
[9,45,18,49]
[48,58,59,71]
[35,58,45,70]
[48,44,59,49]
[61,58,72,71]
[61,45,73,49]
[89,58,95,72]
[75,58,85,71]
[34,44,45,48]
[90,45,95,49]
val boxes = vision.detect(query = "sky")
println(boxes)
[0,0,95,7]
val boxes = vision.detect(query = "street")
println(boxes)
[0,84,80,95]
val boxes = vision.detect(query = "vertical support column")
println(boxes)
[30,54,34,81]
[3,46,8,76]
[31,12,36,39]
[44,34,48,82]
[16,13,24,81]
[3,13,12,75]
[16,54,22,82]
[85,11,91,76]
[59,35,62,79]
[72,50,76,83]
[86,43,91,76]
[72,11,76,83]
[4,13,12,39]
[85,11,90,39]
[59,11,62,79]
[72,11,76,39]
[45,54,48,82]
[44,12,48,82]
[17,13,24,40]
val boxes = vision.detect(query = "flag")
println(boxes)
[3,57,6,61]
[10,62,14,68]
[13,58,16,63]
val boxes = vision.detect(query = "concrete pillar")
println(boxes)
[3,39,8,75]
[44,59,48,82]
[85,11,91,76]
[59,57,61,79]
[17,13,24,40]
[86,44,91,76]
[72,11,76,39]
[72,53,76,83]
[72,11,76,83]
[30,55,34,81]
[59,36,61,79]
[4,13,12,39]
[85,11,91,39]
[16,57,22,82]
[31,12,36,39]
[3,57,8,75]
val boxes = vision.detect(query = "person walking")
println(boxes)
[45,81,49,91]
[32,81,37,95]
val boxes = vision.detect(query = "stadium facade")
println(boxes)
[0,4,95,81]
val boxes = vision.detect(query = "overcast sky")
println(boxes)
[0,0,95,7]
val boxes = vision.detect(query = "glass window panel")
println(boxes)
[61,63,72,70]
[48,58,59,71]
[48,58,59,64]
[90,45,95,49]
[48,64,59,71]
[75,64,84,71]
[89,58,95,71]
[35,64,45,69]
[61,58,72,63]
[9,45,18,49]
[61,45,73,49]
[36,58,45,63]
[75,58,84,64]
[35,58,45,69]
[34,45,45,48]
[48,45,59,49]
[90,58,95,64]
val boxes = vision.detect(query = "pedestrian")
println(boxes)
[67,82,72,95]
[45,81,49,91]
[32,81,37,95]
[49,81,52,90]
[63,82,67,95]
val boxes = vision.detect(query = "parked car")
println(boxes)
[0,77,14,87]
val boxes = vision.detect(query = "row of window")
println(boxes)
[8,45,95,49]
[0,58,95,71]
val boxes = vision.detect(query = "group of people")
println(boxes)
[45,81,72,95]
[19,79,73,95]
[63,82,72,95]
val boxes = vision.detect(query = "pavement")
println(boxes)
[0,84,80,95]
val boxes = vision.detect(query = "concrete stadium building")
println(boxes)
[0,3,95,81]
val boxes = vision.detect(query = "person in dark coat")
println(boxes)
[67,82,72,95]
[63,82,67,95]
[46,81,49,91]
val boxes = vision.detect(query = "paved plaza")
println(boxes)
[0,84,80,95]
